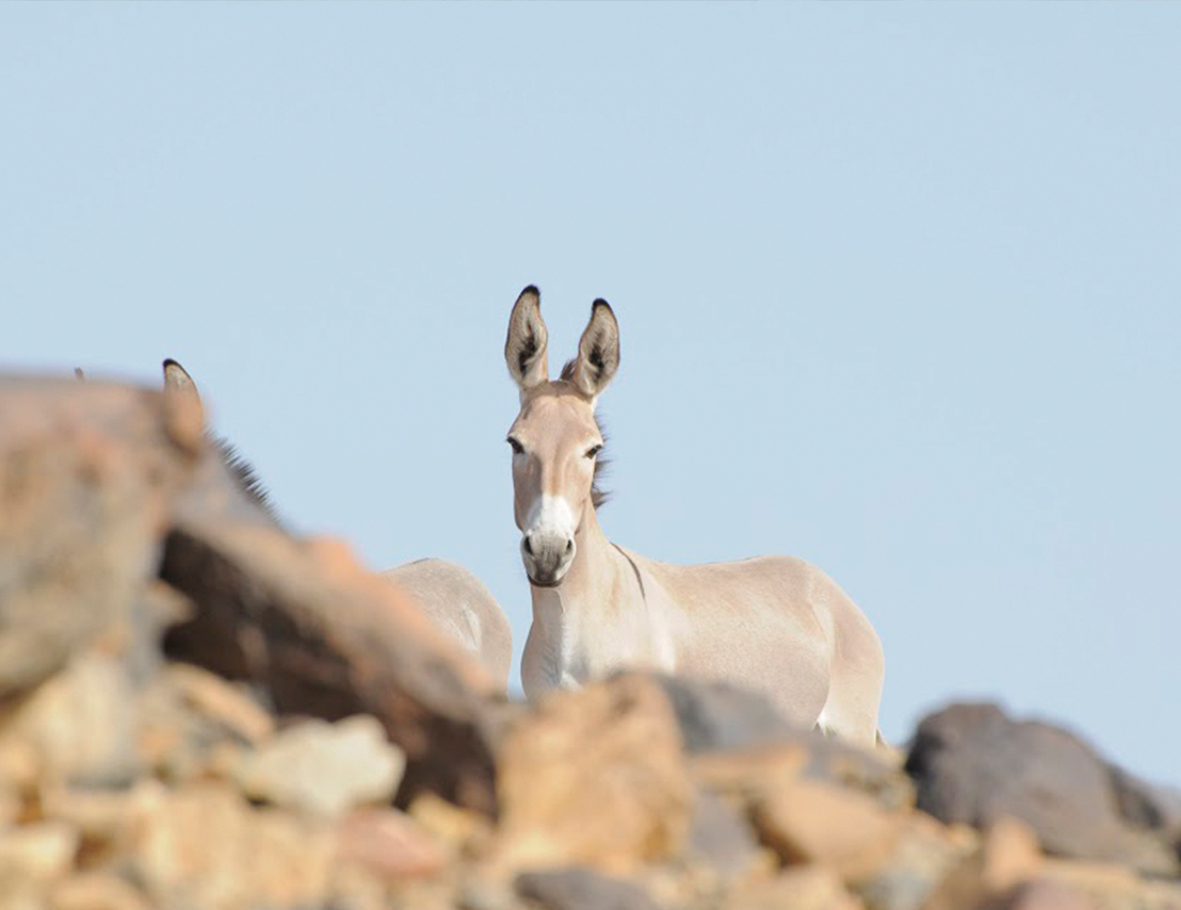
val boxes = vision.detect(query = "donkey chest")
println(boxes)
[556,603,676,686]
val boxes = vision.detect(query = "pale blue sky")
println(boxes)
[3,4,1178,785]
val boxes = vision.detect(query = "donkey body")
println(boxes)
[503,288,884,745]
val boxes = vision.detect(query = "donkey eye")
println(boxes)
[507,437,524,455]
[585,444,603,459]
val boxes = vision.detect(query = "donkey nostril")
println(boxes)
[565,540,574,556]
[523,536,534,556]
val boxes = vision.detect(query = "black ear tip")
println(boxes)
[592,298,614,315]
[163,358,179,369]
[522,284,540,297]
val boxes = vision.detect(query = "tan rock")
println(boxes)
[336,807,446,882]
[690,744,808,800]
[51,873,149,910]
[131,783,333,910]
[751,780,900,880]
[1038,858,1181,910]
[491,674,692,872]
[854,811,977,910]
[725,865,864,910]
[0,820,79,883]
[232,715,404,818]
[408,791,492,852]
[134,670,254,785]
[992,880,1096,910]
[42,779,165,871]
[164,663,274,745]
[981,818,1043,892]
[922,817,1043,910]
[0,652,137,787]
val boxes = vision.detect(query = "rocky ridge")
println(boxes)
[0,373,1177,910]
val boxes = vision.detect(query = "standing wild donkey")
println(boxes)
[504,286,885,746]
[159,360,513,689]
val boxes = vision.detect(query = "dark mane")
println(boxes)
[212,434,279,521]
[560,359,611,510]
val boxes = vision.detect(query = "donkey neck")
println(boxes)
[527,507,673,690]
[529,506,629,620]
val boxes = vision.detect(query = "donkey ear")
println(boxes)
[571,299,620,400]
[162,357,206,436]
[163,358,201,402]
[505,285,549,391]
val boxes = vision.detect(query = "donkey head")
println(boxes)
[504,286,619,587]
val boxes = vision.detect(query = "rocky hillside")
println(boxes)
[0,374,1177,910]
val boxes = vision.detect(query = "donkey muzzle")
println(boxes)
[522,532,576,587]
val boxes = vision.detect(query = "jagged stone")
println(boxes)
[131,782,334,910]
[232,715,404,818]
[751,779,900,881]
[0,377,196,699]
[491,674,692,872]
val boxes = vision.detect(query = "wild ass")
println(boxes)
[159,359,513,688]
[504,287,885,746]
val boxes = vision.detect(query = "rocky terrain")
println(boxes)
[0,373,1178,910]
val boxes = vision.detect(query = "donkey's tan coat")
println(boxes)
[382,558,513,688]
[504,287,884,746]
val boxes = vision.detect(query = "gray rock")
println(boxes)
[905,702,1178,876]
[516,867,663,910]
[647,674,913,810]
[685,789,762,881]
[649,674,796,754]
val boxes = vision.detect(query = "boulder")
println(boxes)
[0,377,196,699]
[684,789,765,883]
[1,375,502,815]
[906,703,1178,876]
[853,812,978,910]
[650,675,797,753]
[491,673,693,872]
[750,779,900,881]
[921,817,1043,910]
[159,525,502,814]
[0,650,138,788]
[131,782,334,910]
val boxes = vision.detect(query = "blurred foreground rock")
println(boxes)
[907,702,1180,877]
[0,373,1177,910]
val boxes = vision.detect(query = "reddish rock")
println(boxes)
[335,807,446,882]
[0,377,196,699]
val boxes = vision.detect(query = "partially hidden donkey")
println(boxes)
[158,359,512,689]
